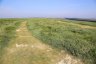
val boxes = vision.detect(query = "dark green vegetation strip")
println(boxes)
[0,19,21,63]
[27,18,96,64]
[63,19,96,27]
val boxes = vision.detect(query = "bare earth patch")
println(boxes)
[2,21,84,64]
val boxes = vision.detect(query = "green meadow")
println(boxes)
[0,19,21,63]
[0,18,96,64]
[27,18,96,64]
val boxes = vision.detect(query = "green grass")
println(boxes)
[0,18,21,63]
[62,19,96,27]
[27,18,96,64]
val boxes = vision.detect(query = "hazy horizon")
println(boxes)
[0,0,96,19]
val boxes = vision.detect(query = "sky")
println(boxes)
[0,0,96,18]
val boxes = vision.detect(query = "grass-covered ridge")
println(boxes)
[27,18,96,64]
[0,19,21,63]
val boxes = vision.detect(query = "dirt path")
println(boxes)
[2,21,84,64]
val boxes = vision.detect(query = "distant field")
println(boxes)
[27,18,96,64]
[63,19,96,27]
[0,19,21,63]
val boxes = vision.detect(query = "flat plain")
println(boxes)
[0,18,96,64]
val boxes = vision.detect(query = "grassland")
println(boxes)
[1,21,83,64]
[27,18,96,64]
[0,18,21,63]
[0,18,96,64]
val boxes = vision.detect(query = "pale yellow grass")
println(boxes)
[58,21,96,29]
[2,21,84,64]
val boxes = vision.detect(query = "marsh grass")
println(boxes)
[27,18,96,64]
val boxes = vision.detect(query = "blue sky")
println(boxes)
[0,0,96,18]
